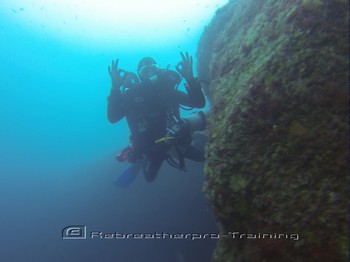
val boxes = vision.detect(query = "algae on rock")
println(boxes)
[197,0,348,261]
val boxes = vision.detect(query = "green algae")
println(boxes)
[197,0,349,261]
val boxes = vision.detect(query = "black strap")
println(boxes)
[165,146,185,170]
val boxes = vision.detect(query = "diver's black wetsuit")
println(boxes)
[107,69,205,181]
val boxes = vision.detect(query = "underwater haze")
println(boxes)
[0,1,227,261]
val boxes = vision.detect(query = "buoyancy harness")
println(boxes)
[116,68,202,171]
[155,111,190,171]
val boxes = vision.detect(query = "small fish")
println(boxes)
[12,9,16,13]
[187,27,190,32]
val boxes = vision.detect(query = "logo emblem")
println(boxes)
[62,225,87,239]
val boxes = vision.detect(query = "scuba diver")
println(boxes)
[107,52,206,184]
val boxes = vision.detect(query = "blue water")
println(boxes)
[0,3,219,262]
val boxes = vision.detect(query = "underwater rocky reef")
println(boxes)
[197,0,348,261]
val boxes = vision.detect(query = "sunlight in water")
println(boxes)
[1,0,228,49]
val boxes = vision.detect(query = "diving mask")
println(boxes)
[138,63,162,83]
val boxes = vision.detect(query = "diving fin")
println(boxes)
[114,160,142,188]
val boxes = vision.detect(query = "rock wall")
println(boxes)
[197,0,348,261]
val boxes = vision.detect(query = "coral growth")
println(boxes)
[197,0,348,261]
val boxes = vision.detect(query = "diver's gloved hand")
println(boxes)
[108,58,126,90]
[176,52,195,82]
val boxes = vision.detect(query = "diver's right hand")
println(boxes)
[108,59,126,89]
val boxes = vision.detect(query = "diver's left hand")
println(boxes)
[108,58,126,89]
[176,51,195,81]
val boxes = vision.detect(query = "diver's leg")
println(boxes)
[143,154,165,182]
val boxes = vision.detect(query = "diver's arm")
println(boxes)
[107,58,125,123]
[173,81,205,108]
[176,52,205,108]
[175,52,206,108]
[184,77,206,108]
[107,87,124,123]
